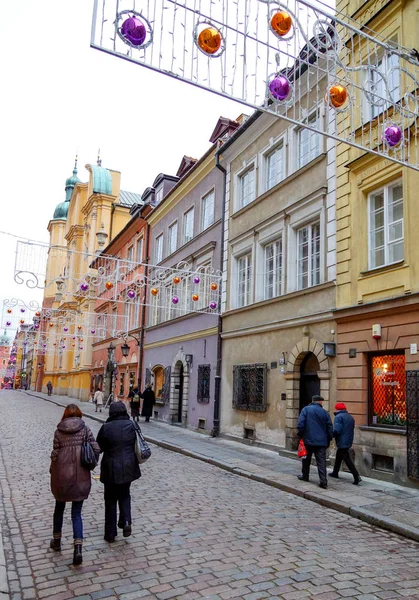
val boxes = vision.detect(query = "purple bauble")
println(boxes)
[62,345,66,349]
[34,324,39,329]
[80,346,84,350]
[193,276,200,284]
[127,289,136,299]
[121,16,146,46]
[172,296,179,304]
[383,125,402,147]
[20,308,25,313]
[269,75,290,101]
[6,321,11,326]
[43,344,47,347]
[91,329,96,334]
[209,301,217,310]
[80,283,89,292]
[23,341,27,346]
[64,327,68,332]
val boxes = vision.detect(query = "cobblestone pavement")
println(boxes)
[1,391,419,600]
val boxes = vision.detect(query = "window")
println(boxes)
[233,363,267,411]
[155,187,164,205]
[168,221,178,255]
[119,372,125,396]
[154,366,164,399]
[364,46,400,121]
[129,371,135,392]
[197,364,211,402]
[137,238,143,263]
[127,246,133,264]
[298,113,321,168]
[238,167,255,208]
[297,221,320,290]
[266,144,284,189]
[183,208,194,244]
[155,234,163,263]
[368,181,403,269]
[237,253,252,308]
[264,239,282,299]
[202,190,215,230]
[370,353,406,427]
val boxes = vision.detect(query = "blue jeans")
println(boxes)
[53,500,84,542]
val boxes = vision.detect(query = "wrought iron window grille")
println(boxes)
[197,364,211,403]
[233,363,267,412]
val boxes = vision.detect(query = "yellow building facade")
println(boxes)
[335,0,419,484]
[38,160,140,400]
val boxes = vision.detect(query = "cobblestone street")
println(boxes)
[1,391,419,600]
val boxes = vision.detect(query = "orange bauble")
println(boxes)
[198,27,222,55]
[151,288,158,296]
[77,325,82,330]
[53,343,56,346]
[105,281,114,290]
[35,311,41,316]
[20,319,24,324]
[211,283,218,291]
[328,84,348,108]
[192,294,199,302]
[7,309,12,314]
[33,341,37,345]
[49,323,54,328]
[270,11,292,36]
[173,276,181,284]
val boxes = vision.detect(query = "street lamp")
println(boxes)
[121,342,130,357]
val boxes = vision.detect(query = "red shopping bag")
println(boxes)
[297,439,307,459]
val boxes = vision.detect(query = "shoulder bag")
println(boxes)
[81,427,97,471]
[134,422,151,464]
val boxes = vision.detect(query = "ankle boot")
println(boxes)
[73,544,83,565]
[49,538,61,551]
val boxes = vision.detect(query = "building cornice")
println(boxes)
[144,326,218,349]
[334,292,419,322]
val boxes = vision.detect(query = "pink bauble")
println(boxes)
[269,75,290,101]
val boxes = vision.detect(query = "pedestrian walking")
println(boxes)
[94,388,104,412]
[297,394,333,489]
[46,381,53,396]
[97,401,141,543]
[329,402,362,485]
[49,404,100,565]
[141,383,155,422]
[128,385,141,421]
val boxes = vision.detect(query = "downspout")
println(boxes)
[212,150,227,437]
[138,218,150,390]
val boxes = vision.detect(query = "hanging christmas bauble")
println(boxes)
[270,11,292,36]
[211,283,218,291]
[198,27,222,55]
[209,301,217,310]
[192,294,199,302]
[62,345,66,349]
[6,322,11,326]
[80,283,89,292]
[34,324,39,329]
[80,338,84,343]
[20,319,25,324]
[49,323,54,328]
[91,329,96,334]
[63,337,66,341]
[269,76,291,101]
[106,281,114,290]
[53,343,56,346]
[64,327,68,332]
[23,341,27,346]
[328,84,348,108]
[7,309,12,314]
[172,296,179,304]
[121,15,147,46]
[151,288,158,296]
[80,346,84,350]
[173,276,181,284]
[20,308,25,313]
[383,125,402,147]
[127,289,136,299]
[193,276,200,284]
[33,341,37,345]
[43,344,47,348]
[72,336,76,340]
[35,311,41,317]
[77,325,82,330]
[72,344,75,347]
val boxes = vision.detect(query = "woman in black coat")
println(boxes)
[97,402,140,542]
[141,384,156,422]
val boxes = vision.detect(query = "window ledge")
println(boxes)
[359,260,406,278]
[359,425,406,435]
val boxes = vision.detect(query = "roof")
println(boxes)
[89,164,113,195]
[52,201,70,220]
[119,190,142,207]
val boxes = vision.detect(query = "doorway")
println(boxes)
[299,352,320,412]
[177,362,184,423]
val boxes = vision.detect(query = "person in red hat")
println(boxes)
[329,402,362,485]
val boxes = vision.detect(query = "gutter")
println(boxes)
[138,221,151,390]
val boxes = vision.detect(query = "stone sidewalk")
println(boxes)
[25,390,419,544]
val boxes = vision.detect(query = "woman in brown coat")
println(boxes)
[50,404,100,565]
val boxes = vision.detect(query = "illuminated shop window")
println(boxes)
[370,353,406,427]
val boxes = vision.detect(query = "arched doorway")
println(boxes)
[170,349,190,425]
[299,353,320,412]
[177,362,184,423]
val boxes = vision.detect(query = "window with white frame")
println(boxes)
[155,186,164,205]
[264,239,282,299]
[137,238,143,263]
[368,180,403,269]
[127,245,133,264]
[297,221,321,290]
[202,190,215,230]
[237,253,252,308]
[363,41,400,121]
[266,143,285,190]
[238,166,255,209]
[298,113,321,168]
[168,221,178,255]
[155,234,163,263]
[183,207,194,244]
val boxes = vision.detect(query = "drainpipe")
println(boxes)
[138,219,150,390]
[212,151,227,437]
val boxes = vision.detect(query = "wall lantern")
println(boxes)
[121,342,130,357]
[324,342,336,357]
[96,222,108,249]
[185,354,193,365]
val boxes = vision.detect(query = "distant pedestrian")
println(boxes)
[94,388,104,412]
[49,404,100,565]
[141,383,155,422]
[297,394,333,489]
[46,381,53,396]
[329,402,362,485]
[97,402,141,543]
[128,385,141,422]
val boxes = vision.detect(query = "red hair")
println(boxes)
[61,403,82,420]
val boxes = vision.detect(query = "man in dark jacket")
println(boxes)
[297,394,333,488]
[329,402,362,485]
[97,402,141,542]
[141,383,155,422]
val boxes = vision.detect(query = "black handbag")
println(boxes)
[81,427,97,471]
[134,422,151,464]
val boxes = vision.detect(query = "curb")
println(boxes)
[25,391,419,544]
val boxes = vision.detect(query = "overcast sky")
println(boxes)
[0,0,244,326]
